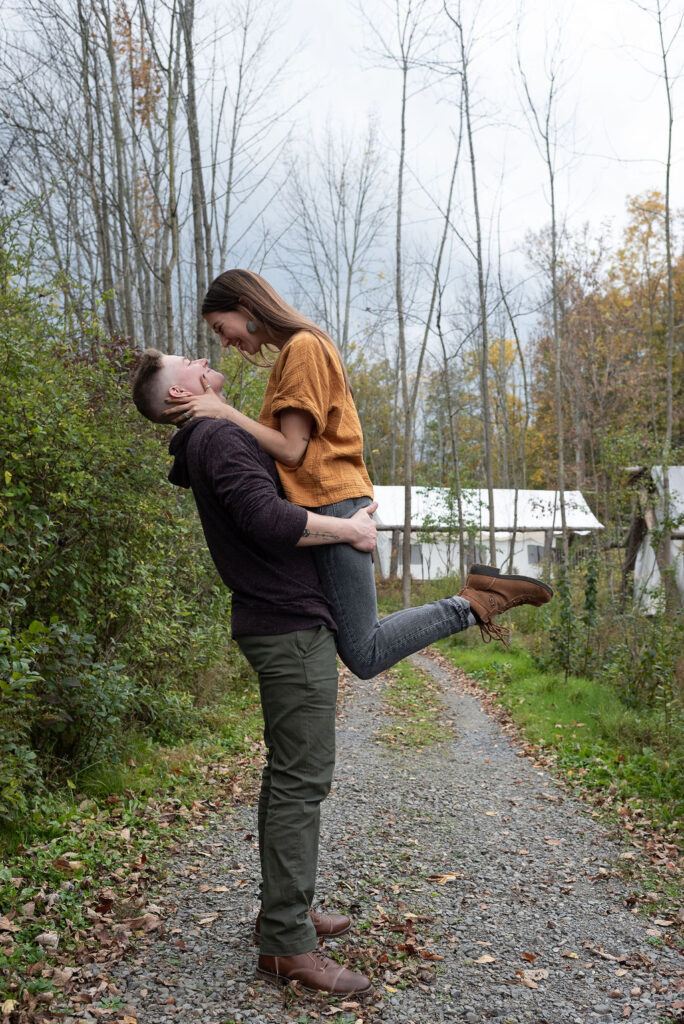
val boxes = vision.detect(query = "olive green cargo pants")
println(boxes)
[237,625,338,956]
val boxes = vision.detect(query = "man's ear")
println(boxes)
[168,384,193,398]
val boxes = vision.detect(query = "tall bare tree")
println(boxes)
[442,0,497,565]
[517,20,571,562]
[635,0,682,608]
[363,0,450,606]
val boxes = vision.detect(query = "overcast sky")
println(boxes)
[275,0,683,262]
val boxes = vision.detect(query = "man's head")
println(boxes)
[132,349,225,423]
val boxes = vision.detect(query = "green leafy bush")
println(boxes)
[0,227,237,818]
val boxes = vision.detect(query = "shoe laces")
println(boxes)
[310,949,334,968]
[479,620,511,647]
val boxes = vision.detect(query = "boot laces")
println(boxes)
[479,620,511,647]
[311,949,334,969]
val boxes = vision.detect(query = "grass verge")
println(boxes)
[435,638,684,837]
[377,661,453,749]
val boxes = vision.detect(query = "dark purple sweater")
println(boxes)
[168,418,336,637]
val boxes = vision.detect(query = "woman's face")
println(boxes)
[203,310,264,355]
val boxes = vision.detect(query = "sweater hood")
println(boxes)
[168,418,206,488]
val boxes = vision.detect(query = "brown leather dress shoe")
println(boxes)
[257,949,372,995]
[459,564,554,645]
[253,906,351,944]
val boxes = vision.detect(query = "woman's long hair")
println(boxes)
[202,269,350,388]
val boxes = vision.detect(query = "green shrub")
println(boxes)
[0,226,237,816]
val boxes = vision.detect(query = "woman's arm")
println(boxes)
[220,405,312,468]
[166,380,313,467]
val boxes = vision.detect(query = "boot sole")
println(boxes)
[469,564,554,597]
[255,966,373,996]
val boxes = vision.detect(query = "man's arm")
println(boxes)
[297,505,378,552]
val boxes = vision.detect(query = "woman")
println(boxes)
[167,269,552,676]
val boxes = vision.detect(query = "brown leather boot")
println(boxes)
[256,949,373,995]
[253,906,352,944]
[459,564,553,645]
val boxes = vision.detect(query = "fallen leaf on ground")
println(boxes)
[426,872,463,884]
[418,950,444,961]
[522,968,549,982]
[475,954,496,964]
[122,914,161,932]
[52,966,75,986]
[94,895,114,915]
[53,856,84,872]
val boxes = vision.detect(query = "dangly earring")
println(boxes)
[246,320,258,335]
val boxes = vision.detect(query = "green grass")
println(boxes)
[436,638,684,835]
[377,660,453,748]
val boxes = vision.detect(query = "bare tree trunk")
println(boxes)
[654,0,678,608]
[517,32,569,563]
[444,1,497,566]
[395,46,412,607]
[436,292,466,581]
[179,0,210,357]
[77,0,117,336]
[100,0,135,342]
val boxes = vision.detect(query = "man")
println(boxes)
[132,350,375,997]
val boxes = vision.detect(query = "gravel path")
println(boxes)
[102,651,682,1024]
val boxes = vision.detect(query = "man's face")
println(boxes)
[161,355,224,397]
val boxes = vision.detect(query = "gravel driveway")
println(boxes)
[105,650,683,1024]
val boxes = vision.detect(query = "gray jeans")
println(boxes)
[310,496,474,679]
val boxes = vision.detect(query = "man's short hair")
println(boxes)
[131,348,166,422]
